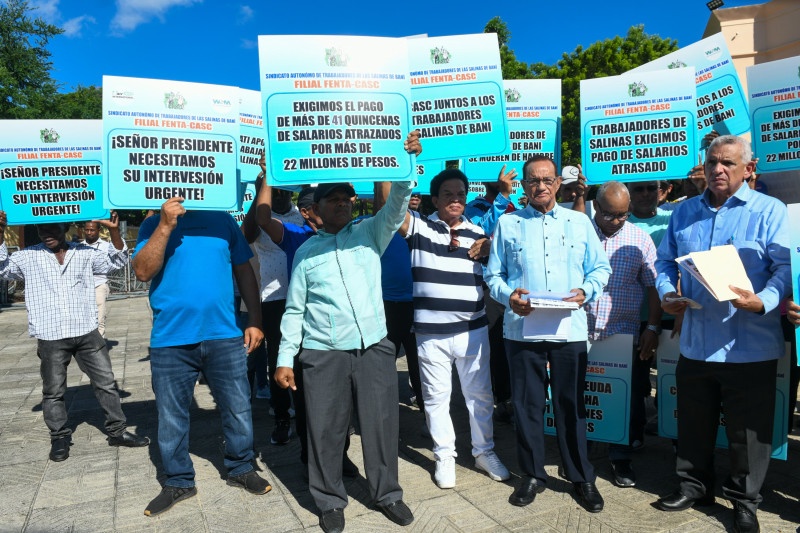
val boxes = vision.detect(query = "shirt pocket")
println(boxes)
[306,256,334,288]
[566,241,586,276]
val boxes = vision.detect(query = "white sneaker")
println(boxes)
[475,451,510,481]
[434,457,456,489]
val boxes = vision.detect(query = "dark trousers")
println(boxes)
[485,293,511,403]
[261,299,291,420]
[675,355,776,513]
[293,353,351,467]
[384,300,423,410]
[37,329,127,440]
[300,337,402,511]
[505,339,594,484]
[780,315,799,429]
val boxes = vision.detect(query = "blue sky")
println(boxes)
[35,0,759,92]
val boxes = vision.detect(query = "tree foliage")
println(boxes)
[483,17,533,81]
[0,0,62,118]
[529,25,679,164]
[46,84,102,119]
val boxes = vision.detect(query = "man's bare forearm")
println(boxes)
[132,224,172,281]
[233,261,262,327]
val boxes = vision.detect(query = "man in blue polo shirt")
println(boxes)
[133,197,267,517]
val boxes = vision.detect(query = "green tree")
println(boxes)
[529,25,679,164]
[483,17,532,80]
[0,0,63,118]
[47,85,102,119]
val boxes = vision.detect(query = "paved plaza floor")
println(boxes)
[1,296,800,532]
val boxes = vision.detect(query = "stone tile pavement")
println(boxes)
[1,296,799,532]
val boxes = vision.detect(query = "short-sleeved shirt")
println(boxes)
[279,222,316,280]
[134,210,253,348]
[251,204,304,302]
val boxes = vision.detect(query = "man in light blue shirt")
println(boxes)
[273,132,421,533]
[653,135,790,533]
[486,155,610,512]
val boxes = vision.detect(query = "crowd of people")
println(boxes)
[1,130,799,533]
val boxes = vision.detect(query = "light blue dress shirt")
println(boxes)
[465,193,512,235]
[486,204,611,342]
[655,184,790,363]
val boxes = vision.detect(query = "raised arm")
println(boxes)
[0,211,24,281]
[132,197,185,282]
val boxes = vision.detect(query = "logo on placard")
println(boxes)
[667,60,687,69]
[212,96,232,112]
[164,91,186,110]
[505,88,521,103]
[40,128,60,143]
[628,81,648,97]
[325,47,349,67]
[111,89,134,101]
[430,46,451,65]
[704,46,722,61]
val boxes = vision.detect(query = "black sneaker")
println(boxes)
[49,437,70,462]
[144,486,197,516]
[611,460,636,488]
[227,470,272,494]
[271,419,292,445]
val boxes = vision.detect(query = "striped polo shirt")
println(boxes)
[405,211,489,334]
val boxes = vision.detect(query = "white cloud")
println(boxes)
[30,0,61,22]
[62,15,96,38]
[111,0,202,34]
[238,5,254,24]
[241,38,257,49]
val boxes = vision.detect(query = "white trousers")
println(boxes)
[416,326,494,461]
[95,283,109,337]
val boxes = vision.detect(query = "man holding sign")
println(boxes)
[654,135,790,533]
[0,211,149,462]
[486,155,611,512]
[133,200,267,517]
[273,132,422,533]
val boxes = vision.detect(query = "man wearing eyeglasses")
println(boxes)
[486,155,611,512]
[654,135,790,533]
[585,181,660,489]
[397,168,511,490]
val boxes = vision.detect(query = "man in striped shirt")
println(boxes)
[398,169,510,489]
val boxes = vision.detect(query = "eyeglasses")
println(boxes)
[521,177,557,187]
[630,185,658,193]
[449,229,460,252]
[598,209,631,222]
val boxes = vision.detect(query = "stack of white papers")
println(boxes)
[676,245,753,301]
[522,292,578,341]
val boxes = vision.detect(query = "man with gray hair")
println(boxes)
[585,181,660,488]
[654,135,790,533]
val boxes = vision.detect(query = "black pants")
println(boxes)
[675,355,776,513]
[301,337,402,511]
[505,339,595,484]
[780,315,799,429]
[261,299,291,420]
[37,329,127,440]
[384,300,423,410]
[485,292,511,403]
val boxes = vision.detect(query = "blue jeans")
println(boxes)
[150,336,254,488]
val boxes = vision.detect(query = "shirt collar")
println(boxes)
[428,212,469,229]
[525,203,560,219]
[701,181,752,210]
[591,217,626,240]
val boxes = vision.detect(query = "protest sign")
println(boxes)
[580,68,697,184]
[239,88,265,182]
[657,332,789,460]
[227,181,256,226]
[631,33,750,143]
[463,79,561,180]
[544,334,632,445]
[103,76,240,210]
[413,160,446,195]
[789,203,800,362]
[258,35,414,187]
[0,120,108,225]
[408,33,507,161]
[747,55,800,173]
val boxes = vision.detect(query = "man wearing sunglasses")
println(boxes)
[486,156,611,512]
[585,181,661,489]
[396,169,510,490]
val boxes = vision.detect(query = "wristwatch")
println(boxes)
[646,324,662,335]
